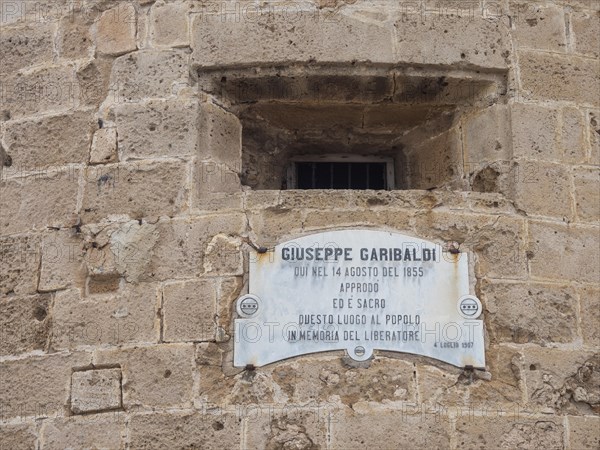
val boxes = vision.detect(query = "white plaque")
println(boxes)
[234,230,485,368]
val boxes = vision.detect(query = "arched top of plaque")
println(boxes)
[234,229,485,369]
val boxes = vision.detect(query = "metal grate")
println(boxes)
[295,161,388,190]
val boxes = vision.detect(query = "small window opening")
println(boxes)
[288,156,394,190]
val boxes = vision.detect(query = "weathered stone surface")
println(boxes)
[95,344,195,408]
[568,416,600,450]
[198,101,242,169]
[330,408,451,449]
[192,8,394,67]
[70,368,122,414]
[114,97,200,160]
[590,110,600,165]
[38,229,86,292]
[96,3,137,55]
[216,276,242,341]
[394,12,510,69]
[0,352,91,420]
[481,281,577,344]
[58,13,94,59]
[463,105,511,165]
[511,103,559,161]
[0,234,40,295]
[149,0,191,48]
[203,234,243,276]
[455,416,564,449]
[528,221,599,283]
[77,57,113,107]
[109,50,189,101]
[128,411,241,449]
[559,107,587,163]
[513,160,572,219]
[2,110,95,170]
[139,214,246,282]
[573,166,600,223]
[1,66,78,119]
[90,127,118,164]
[246,409,328,450]
[0,293,51,356]
[40,414,125,450]
[522,348,598,414]
[518,51,600,104]
[0,23,54,76]
[51,284,159,350]
[163,278,217,342]
[0,423,37,450]
[510,2,567,51]
[579,285,600,347]
[0,168,80,235]
[572,10,600,58]
[413,212,527,280]
[81,160,188,222]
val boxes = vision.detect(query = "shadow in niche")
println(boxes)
[197,64,508,191]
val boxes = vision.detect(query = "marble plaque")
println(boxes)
[234,230,485,368]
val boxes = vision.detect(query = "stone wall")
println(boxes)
[1,0,599,448]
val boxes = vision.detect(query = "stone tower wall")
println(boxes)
[0,1,599,448]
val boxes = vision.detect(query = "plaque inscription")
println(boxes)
[234,230,485,368]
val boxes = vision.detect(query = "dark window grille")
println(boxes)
[295,161,388,190]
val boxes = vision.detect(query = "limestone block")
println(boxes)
[0,352,92,420]
[560,107,587,164]
[513,160,572,219]
[96,3,137,55]
[9,111,95,169]
[95,344,195,409]
[114,97,200,160]
[0,294,51,356]
[572,10,600,58]
[330,408,451,449]
[246,409,328,450]
[110,50,189,101]
[40,415,125,450]
[109,220,159,282]
[510,2,567,51]
[141,214,246,282]
[480,281,577,344]
[0,23,54,76]
[528,221,599,283]
[518,51,600,104]
[163,278,217,342]
[203,234,243,276]
[81,160,188,223]
[70,368,122,414]
[413,212,527,280]
[198,101,242,169]
[455,416,563,449]
[511,103,560,161]
[522,348,597,414]
[303,209,413,235]
[0,234,40,295]
[191,9,394,67]
[270,357,417,406]
[0,424,37,450]
[247,208,305,246]
[468,345,523,405]
[2,110,95,170]
[51,284,160,350]
[394,12,510,69]
[90,127,118,164]
[463,105,511,165]
[0,66,78,119]
[77,57,113,108]
[216,276,242,341]
[579,285,600,347]
[149,0,190,47]
[568,416,600,450]
[0,168,80,235]
[38,229,86,292]
[58,13,94,59]
[573,166,600,223]
[128,411,241,449]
